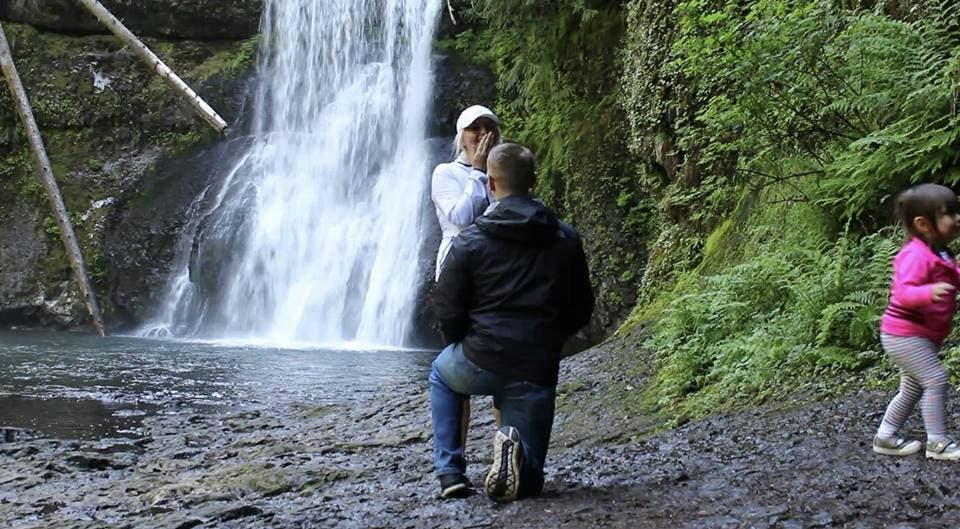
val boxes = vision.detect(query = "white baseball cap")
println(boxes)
[456,105,499,132]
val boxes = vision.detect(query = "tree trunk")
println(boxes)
[75,0,229,135]
[0,24,107,337]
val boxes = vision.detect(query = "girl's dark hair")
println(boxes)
[895,183,959,239]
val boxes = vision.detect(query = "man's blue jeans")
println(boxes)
[429,343,556,496]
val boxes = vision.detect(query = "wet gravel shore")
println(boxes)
[3,331,960,528]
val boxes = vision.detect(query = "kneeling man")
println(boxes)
[429,143,594,502]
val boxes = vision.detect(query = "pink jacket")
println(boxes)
[881,237,960,345]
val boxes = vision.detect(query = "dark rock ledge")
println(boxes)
[0,0,263,40]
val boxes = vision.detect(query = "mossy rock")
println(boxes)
[1,0,263,40]
[0,23,260,329]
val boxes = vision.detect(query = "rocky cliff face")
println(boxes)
[0,2,262,330]
[1,0,263,39]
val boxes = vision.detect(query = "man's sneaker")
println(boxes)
[872,435,922,456]
[439,473,471,499]
[484,426,523,503]
[926,437,960,460]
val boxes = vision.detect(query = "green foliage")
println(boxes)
[86,158,103,172]
[42,211,85,240]
[43,216,60,238]
[228,34,263,74]
[624,0,960,228]
[451,0,654,330]
[646,208,899,417]
[192,34,263,79]
[819,5,960,220]
[451,0,626,203]
[620,0,960,415]
[660,0,960,223]
[157,129,212,156]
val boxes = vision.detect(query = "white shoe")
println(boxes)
[926,437,960,460]
[872,435,922,456]
[484,426,523,502]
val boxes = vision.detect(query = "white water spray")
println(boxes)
[139,0,441,347]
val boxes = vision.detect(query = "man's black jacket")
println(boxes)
[434,194,595,387]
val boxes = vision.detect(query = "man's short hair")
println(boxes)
[488,143,536,193]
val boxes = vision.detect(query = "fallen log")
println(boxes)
[0,24,107,336]
[75,0,229,135]
[446,0,458,24]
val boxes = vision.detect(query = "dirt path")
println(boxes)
[2,332,959,528]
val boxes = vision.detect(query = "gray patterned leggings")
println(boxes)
[878,333,949,440]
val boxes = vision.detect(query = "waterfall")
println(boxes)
[139,0,442,347]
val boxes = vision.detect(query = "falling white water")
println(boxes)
[139,0,442,347]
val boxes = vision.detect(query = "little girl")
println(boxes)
[875,183,960,459]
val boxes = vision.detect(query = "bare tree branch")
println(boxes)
[447,0,458,25]
[0,23,107,336]
[76,0,229,134]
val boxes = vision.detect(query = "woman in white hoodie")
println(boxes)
[431,105,502,281]
[431,105,503,450]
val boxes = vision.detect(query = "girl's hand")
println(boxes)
[471,133,491,172]
[931,282,957,302]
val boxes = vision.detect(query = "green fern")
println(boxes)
[645,210,902,418]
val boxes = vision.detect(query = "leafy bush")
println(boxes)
[645,199,900,417]
[624,0,960,234]
[819,5,960,221]
[623,0,960,416]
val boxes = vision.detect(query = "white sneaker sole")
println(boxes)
[440,481,469,498]
[873,441,922,456]
[926,450,960,460]
[485,428,521,503]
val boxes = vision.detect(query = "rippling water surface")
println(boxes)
[0,331,434,440]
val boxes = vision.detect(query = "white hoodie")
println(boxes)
[431,156,494,280]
